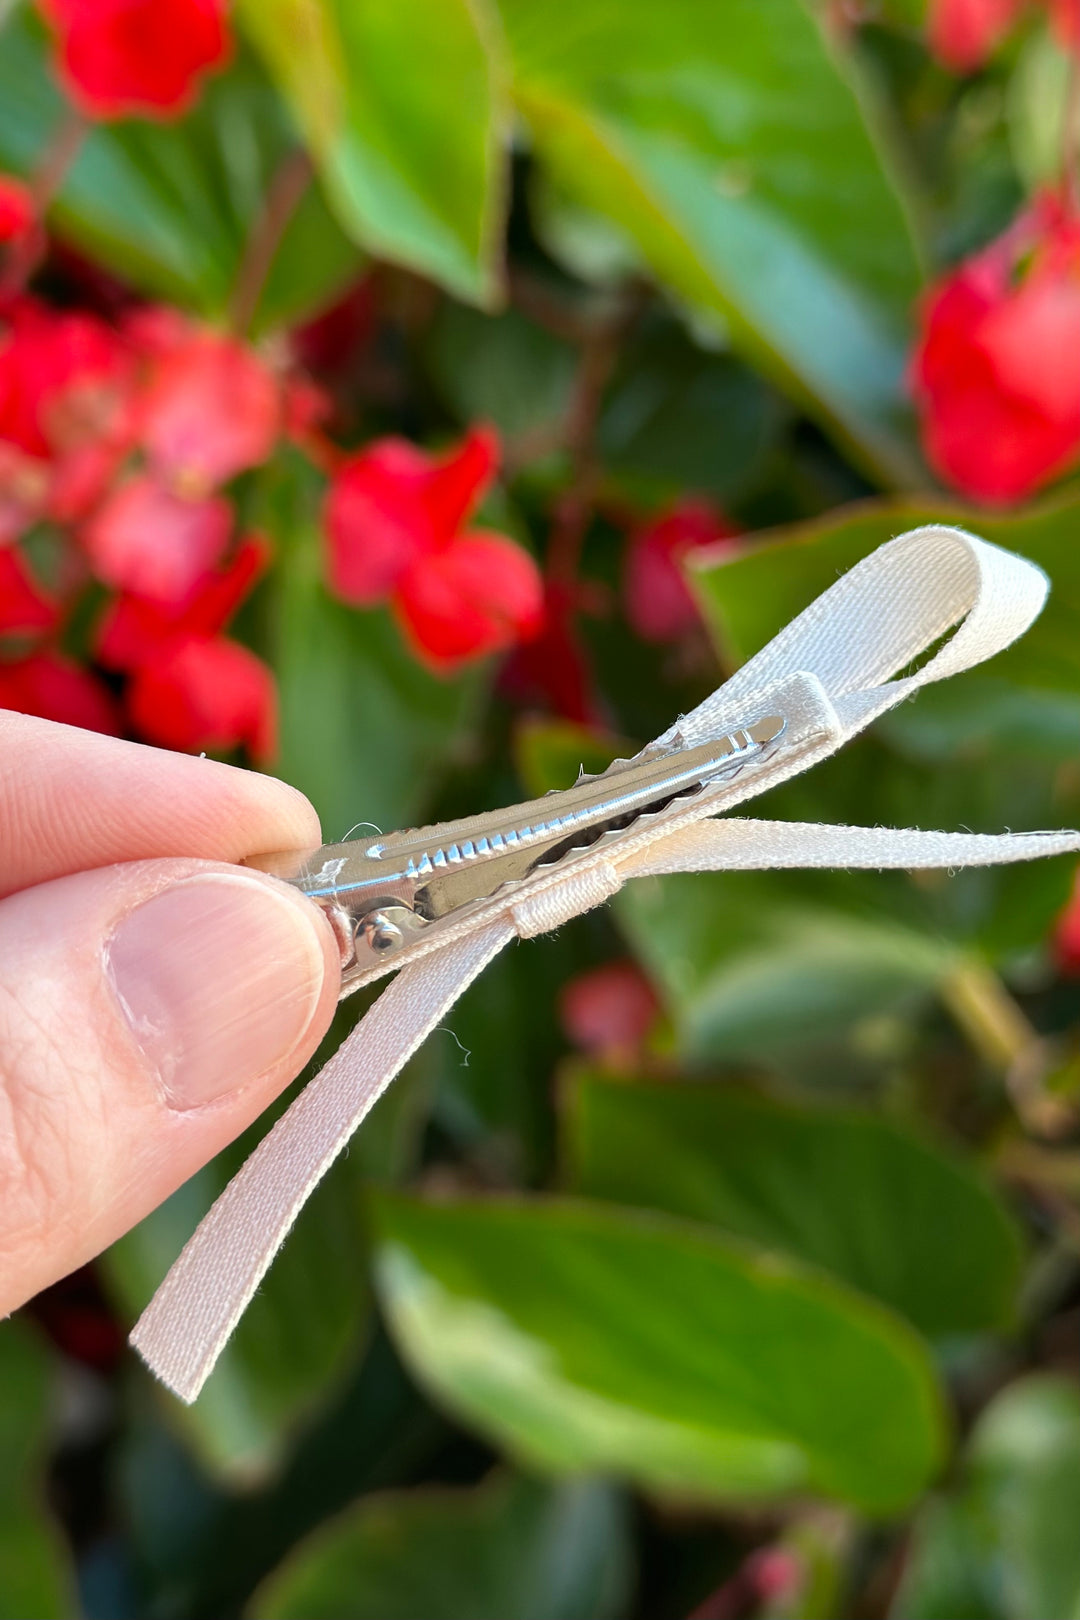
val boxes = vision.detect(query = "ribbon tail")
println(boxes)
[624,818,1080,876]
[130,918,515,1402]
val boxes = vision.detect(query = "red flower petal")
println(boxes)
[394,530,544,670]
[0,174,33,243]
[0,545,59,636]
[559,959,660,1060]
[324,438,435,605]
[624,499,738,642]
[911,194,1080,503]
[421,424,499,536]
[126,634,276,760]
[0,297,130,459]
[1050,0,1080,52]
[97,532,269,668]
[0,441,51,544]
[83,473,232,603]
[39,0,230,120]
[139,332,280,491]
[123,303,194,359]
[1055,870,1080,975]
[0,649,120,734]
[926,0,1024,71]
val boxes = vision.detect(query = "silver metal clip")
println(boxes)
[247,713,786,988]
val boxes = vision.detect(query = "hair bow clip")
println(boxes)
[131,525,1080,1403]
[247,716,787,991]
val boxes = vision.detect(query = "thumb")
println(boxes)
[0,858,341,1312]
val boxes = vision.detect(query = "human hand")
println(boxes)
[0,712,341,1314]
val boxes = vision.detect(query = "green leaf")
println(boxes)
[693,493,1080,708]
[894,1375,1080,1620]
[566,1074,1022,1337]
[373,1193,947,1514]
[425,304,577,444]
[616,865,958,1062]
[598,320,788,503]
[105,1125,370,1482]
[0,11,362,326]
[0,1321,77,1620]
[1008,32,1072,192]
[513,718,631,798]
[258,457,483,841]
[496,0,925,481]
[250,1470,632,1620]
[239,0,507,305]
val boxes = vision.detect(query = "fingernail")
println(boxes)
[107,874,328,1109]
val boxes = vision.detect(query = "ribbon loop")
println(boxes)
[131,526,1080,1402]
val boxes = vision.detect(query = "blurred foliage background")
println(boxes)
[7,0,1080,1616]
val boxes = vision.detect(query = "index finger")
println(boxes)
[0,710,321,898]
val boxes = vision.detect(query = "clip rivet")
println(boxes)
[358,910,405,956]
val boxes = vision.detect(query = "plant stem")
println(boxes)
[228,149,314,337]
[1063,38,1080,213]
[545,282,647,585]
[1,106,86,298]
[940,958,1072,1137]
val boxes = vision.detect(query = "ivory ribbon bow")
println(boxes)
[132,525,1080,1401]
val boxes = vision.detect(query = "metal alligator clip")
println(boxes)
[247,713,786,990]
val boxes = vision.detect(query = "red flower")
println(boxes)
[83,473,232,603]
[395,531,545,669]
[325,426,544,669]
[911,194,1080,504]
[559,960,660,1063]
[38,0,230,120]
[0,649,120,733]
[0,297,130,459]
[0,297,135,533]
[1055,870,1080,973]
[624,499,738,643]
[126,635,275,760]
[97,534,277,760]
[0,545,59,636]
[96,531,266,666]
[926,0,1024,70]
[138,331,280,494]
[0,175,33,243]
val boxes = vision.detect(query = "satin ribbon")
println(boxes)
[132,524,1080,1401]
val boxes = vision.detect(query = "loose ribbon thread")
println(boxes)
[132,524,1080,1401]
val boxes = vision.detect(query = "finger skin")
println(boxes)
[0,857,341,1312]
[0,711,322,899]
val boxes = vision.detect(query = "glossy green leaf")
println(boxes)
[239,0,506,305]
[250,1470,632,1620]
[616,864,958,1062]
[496,0,925,481]
[513,718,631,799]
[894,1375,1080,1620]
[598,320,787,503]
[0,11,361,326]
[257,456,483,841]
[567,1074,1022,1337]
[426,304,577,444]
[373,1193,946,1514]
[693,493,1080,711]
[105,1112,371,1481]
[0,1321,77,1620]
